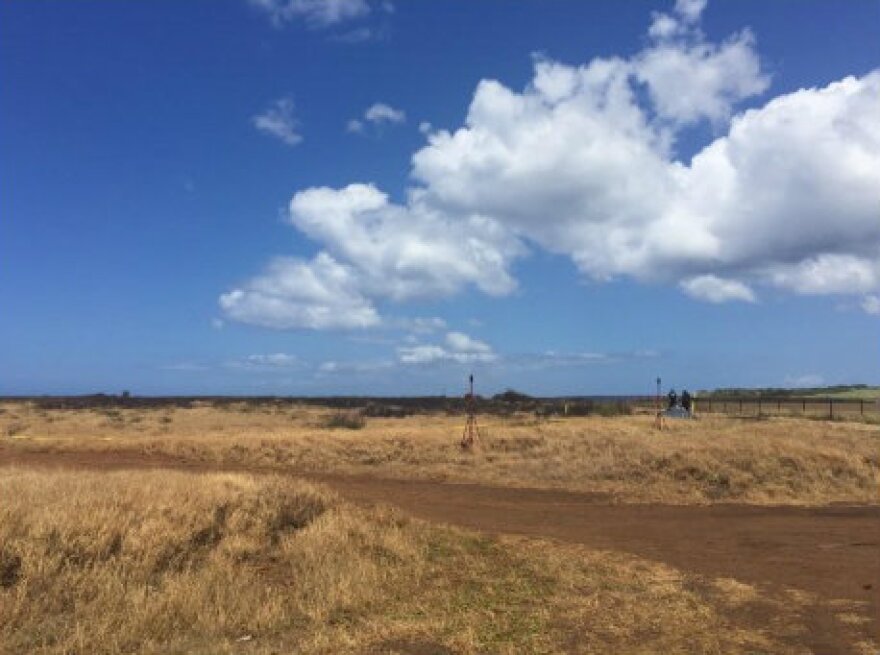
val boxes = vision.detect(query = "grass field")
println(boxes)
[0,467,842,655]
[1,400,878,505]
[1,401,878,653]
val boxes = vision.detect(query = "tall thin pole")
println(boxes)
[461,373,479,449]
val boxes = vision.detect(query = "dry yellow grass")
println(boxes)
[2,400,878,504]
[0,467,829,654]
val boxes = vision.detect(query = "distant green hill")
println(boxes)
[700,384,880,399]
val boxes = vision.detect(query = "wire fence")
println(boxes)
[689,397,879,420]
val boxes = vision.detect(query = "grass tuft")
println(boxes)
[321,411,367,430]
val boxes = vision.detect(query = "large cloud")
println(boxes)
[220,253,379,329]
[223,0,880,329]
[288,184,521,300]
[221,184,522,329]
[414,56,879,288]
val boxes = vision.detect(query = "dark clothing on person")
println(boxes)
[681,390,692,412]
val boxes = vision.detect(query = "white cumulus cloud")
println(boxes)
[220,253,380,329]
[221,184,521,329]
[288,184,521,300]
[634,29,768,126]
[224,1,880,330]
[409,39,879,297]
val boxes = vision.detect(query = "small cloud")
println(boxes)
[227,353,302,369]
[398,331,496,365]
[680,275,757,304]
[398,345,449,365]
[445,331,491,354]
[211,317,225,330]
[249,0,370,29]
[862,295,880,315]
[364,102,405,124]
[348,102,406,135]
[316,359,393,374]
[253,96,302,146]
[418,121,433,135]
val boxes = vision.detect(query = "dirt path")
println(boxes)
[3,447,878,652]
[324,474,879,653]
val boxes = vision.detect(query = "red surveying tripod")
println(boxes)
[461,374,480,449]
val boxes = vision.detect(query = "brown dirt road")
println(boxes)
[2,447,878,653]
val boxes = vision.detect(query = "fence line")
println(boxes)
[691,397,878,419]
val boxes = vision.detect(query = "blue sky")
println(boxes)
[2,0,879,396]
